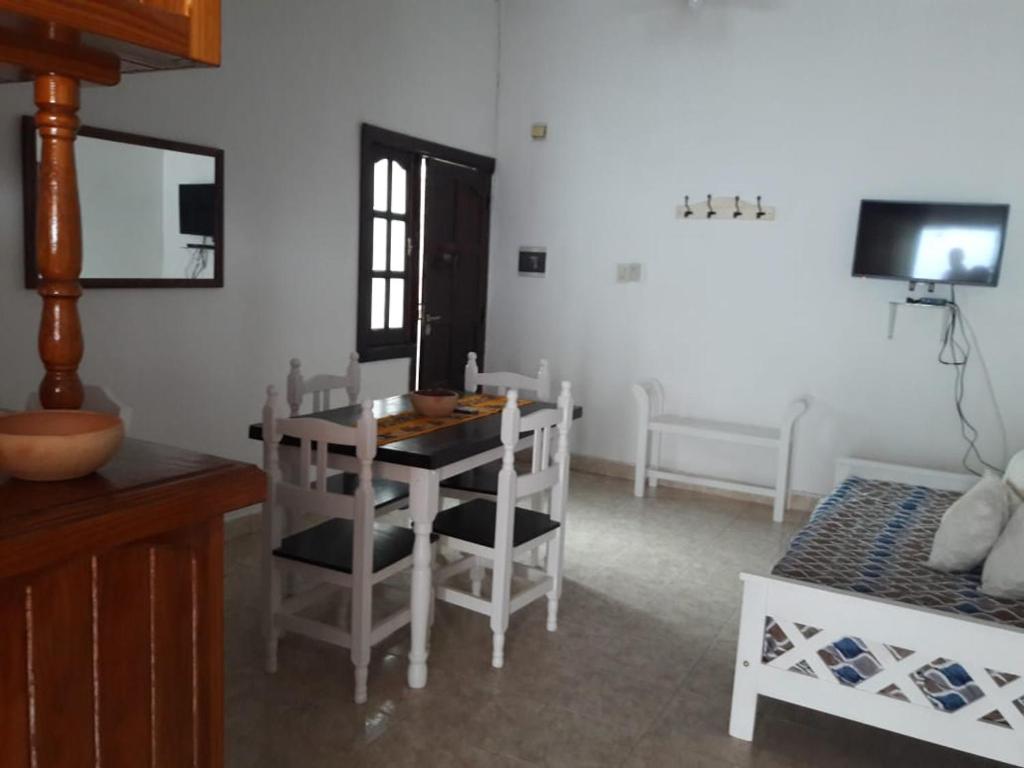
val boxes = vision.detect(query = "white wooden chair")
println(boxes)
[464,351,552,401]
[431,383,573,668]
[633,379,808,522]
[262,387,421,704]
[442,351,552,499]
[286,355,407,512]
[287,353,361,416]
[25,384,133,433]
[444,352,556,574]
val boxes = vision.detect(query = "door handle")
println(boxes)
[423,313,442,337]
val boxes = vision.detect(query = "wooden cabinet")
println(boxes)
[0,440,264,768]
[0,0,220,84]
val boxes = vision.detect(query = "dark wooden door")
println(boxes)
[418,158,491,389]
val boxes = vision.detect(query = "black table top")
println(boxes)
[248,393,583,470]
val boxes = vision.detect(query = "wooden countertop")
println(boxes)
[0,437,265,580]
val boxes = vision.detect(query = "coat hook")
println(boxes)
[756,195,767,220]
[733,196,743,219]
[683,195,694,218]
[706,194,716,219]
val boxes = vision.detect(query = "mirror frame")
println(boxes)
[22,117,225,289]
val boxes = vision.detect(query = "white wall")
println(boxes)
[489,0,1024,494]
[0,0,499,464]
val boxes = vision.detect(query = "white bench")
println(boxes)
[632,380,808,522]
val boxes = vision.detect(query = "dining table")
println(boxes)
[249,391,582,690]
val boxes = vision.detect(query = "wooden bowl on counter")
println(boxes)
[409,389,460,418]
[0,410,124,482]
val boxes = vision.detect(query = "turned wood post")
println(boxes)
[34,73,84,410]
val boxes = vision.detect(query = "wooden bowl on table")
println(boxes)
[409,389,459,418]
[0,410,124,482]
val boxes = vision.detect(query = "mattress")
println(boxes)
[762,476,1024,717]
[772,476,1024,629]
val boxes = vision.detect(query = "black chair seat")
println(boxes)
[440,461,500,495]
[431,498,559,549]
[274,518,433,574]
[323,473,409,509]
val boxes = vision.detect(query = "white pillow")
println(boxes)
[1004,450,1024,500]
[928,472,1014,573]
[981,505,1024,599]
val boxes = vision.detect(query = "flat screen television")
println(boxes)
[178,183,217,238]
[852,200,1009,287]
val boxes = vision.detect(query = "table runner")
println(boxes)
[377,393,532,445]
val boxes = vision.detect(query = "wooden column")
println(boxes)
[34,72,84,410]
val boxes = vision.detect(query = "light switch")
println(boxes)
[531,123,548,140]
[616,263,643,283]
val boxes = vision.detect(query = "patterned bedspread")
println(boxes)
[763,477,1024,717]
[772,476,1024,629]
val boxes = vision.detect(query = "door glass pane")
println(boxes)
[373,217,388,271]
[390,220,406,272]
[391,161,407,215]
[371,277,386,330]
[373,158,389,212]
[388,278,405,329]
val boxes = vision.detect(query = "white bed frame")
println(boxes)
[729,456,1024,767]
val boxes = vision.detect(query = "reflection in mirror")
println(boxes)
[23,119,224,288]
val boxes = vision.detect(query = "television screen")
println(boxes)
[179,183,217,238]
[852,200,1009,287]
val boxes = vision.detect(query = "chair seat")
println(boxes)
[432,498,559,549]
[274,518,431,574]
[647,414,780,447]
[440,461,500,495]
[323,473,409,508]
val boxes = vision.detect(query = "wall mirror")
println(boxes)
[22,118,224,288]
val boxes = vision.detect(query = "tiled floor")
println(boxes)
[224,473,1004,767]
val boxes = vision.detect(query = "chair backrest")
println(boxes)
[496,382,573,518]
[287,353,361,416]
[262,385,376,523]
[25,385,133,433]
[464,352,551,401]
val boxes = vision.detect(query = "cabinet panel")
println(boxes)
[97,546,153,768]
[0,584,30,768]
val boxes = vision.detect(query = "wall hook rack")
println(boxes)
[676,195,776,222]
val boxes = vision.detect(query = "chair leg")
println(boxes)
[634,428,649,498]
[491,630,506,669]
[470,557,485,597]
[350,577,372,704]
[428,542,439,632]
[350,588,372,703]
[773,434,794,524]
[545,532,564,632]
[264,559,282,674]
[530,542,547,569]
[649,432,662,489]
[490,558,513,669]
